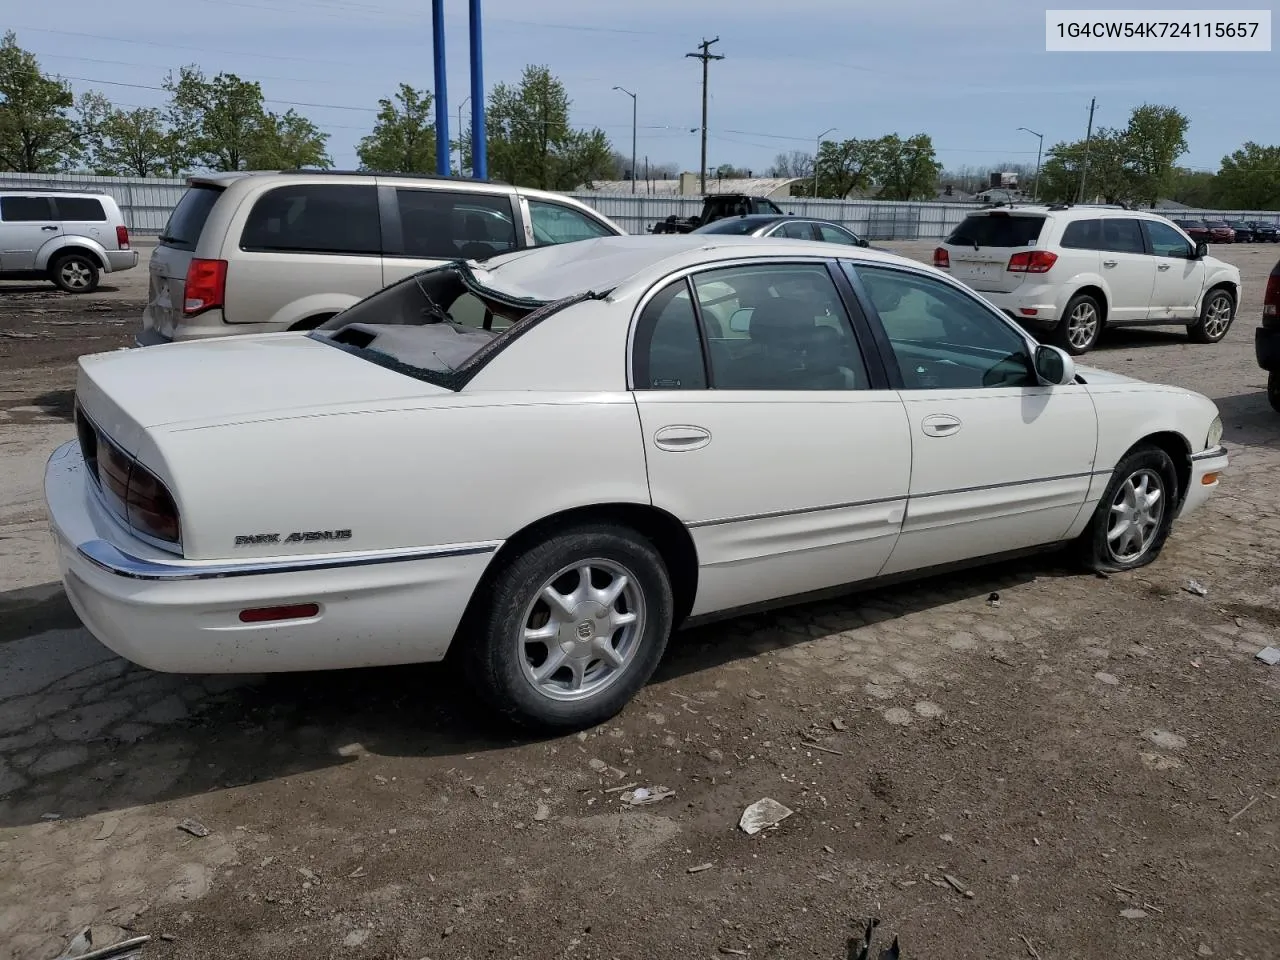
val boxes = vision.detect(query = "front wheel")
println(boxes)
[1188,288,1235,343]
[1077,445,1179,573]
[1268,371,1280,413]
[463,524,674,731]
[1052,292,1104,356]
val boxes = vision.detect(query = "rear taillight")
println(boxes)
[78,408,181,546]
[184,258,227,316]
[1007,251,1058,274]
[933,247,950,268]
[1264,266,1280,327]
[115,225,130,249]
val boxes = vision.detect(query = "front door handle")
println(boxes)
[1102,259,1118,267]
[921,414,962,438]
[654,424,711,452]
[41,225,58,231]
[1157,263,1171,271]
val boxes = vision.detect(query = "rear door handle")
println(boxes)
[1102,259,1118,267]
[41,225,58,231]
[921,414,962,438]
[654,425,711,451]
[1157,263,1171,271]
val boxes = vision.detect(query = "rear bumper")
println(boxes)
[1179,445,1229,520]
[1256,327,1280,371]
[978,286,1061,326]
[105,250,139,273]
[45,441,497,673]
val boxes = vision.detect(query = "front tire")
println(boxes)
[50,253,100,294]
[463,524,674,731]
[1077,445,1179,573]
[1188,287,1235,343]
[1268,371,1280,414]
[1052,292,1104,356]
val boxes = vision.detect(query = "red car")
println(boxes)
[1204,221,1236,243]
[1174,219,1210,241]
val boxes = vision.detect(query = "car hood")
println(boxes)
[1076,364,1143,386]
[76,334,447,450]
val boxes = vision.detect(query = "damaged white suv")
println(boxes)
[934,205,1241,355]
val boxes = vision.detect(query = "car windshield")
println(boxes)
[694,217,771,235]
[946,213,1045,247]
[311,264,585,389]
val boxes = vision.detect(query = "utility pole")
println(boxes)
[613,86,638,193]
[686,37,723,195]
[814,127,835,198]
[1077,97,1096,203]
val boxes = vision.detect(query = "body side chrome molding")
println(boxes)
[77,539,500,582]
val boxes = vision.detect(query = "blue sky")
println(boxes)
[12,0,1276,176]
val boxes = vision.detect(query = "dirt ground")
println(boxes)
[1,241,1277,960]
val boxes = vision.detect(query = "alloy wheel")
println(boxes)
[1202,294,1233,340]
[1106,468,1165,563]
[1067,302,1099,350]
[59,260,93,290]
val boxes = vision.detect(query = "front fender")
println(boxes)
[1195,268,1241,311]
[36,235,110,272]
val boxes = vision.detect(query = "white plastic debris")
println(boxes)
[620,786,674,806]
[1256,646,1280,666]
[1184,579,1208,597]
[738,797,793,835]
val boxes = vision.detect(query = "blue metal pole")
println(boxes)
[432,0,450,175]
[469,0,487,180]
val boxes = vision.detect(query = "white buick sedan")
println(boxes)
[46,236,1228,729]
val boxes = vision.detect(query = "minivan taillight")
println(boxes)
[1264,265,1280,328]
[1007,251,1058,274]
[933,247,950,269]
[184,258,227,316]
[115,225,130,249]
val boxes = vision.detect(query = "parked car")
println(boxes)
[934,206,1241,355]
[650,194,784,234]
[1174,219,1210,242]
[138,171,625,346]
[0,188,137,293]
[1256,257,1280,412]
[47,235,1228,730]
[1204,221,1236,242]
[1249,220,1279,242]
[692,213,879,248]
[1228,221,1255,243]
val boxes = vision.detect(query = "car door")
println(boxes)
[1142,219,1206,319]
[382,186,520,328]
[847,262,1099,576]
[631,259,913,616]
[1097,217,1155,322]
[0,195,60,272]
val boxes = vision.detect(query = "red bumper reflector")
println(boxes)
[1019,308,1039,316]
[239,603,320,623]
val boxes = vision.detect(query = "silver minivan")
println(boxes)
[0,189,138,293]
[139,171,626,345]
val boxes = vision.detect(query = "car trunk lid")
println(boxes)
[943,212,1047,293]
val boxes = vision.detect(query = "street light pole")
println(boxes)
[613,86,637,193]
[814,127,835,198]
[1017,126,1044,201]
[457,96,470,176]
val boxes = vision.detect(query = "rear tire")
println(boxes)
[462,523,674,731]
[1052,292,1103,356]
[1268,371,1280,414]
[289,314,335,331]
[1188,287,1235,343]
[1077,445,1179,573]
[50,253,100,294]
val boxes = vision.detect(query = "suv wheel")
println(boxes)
[1188,288,1235,344]
[51,253,100,294]
[1053,292,1103,356]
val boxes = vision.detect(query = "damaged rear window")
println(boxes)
[310,263,594,390]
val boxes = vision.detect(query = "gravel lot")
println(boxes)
[1,241,1277,960]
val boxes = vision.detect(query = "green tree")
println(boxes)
[251,109,331,170]
[357,84,435,173]
[1167,167,1220,207]
[1040,128,1137,204]
[1125,104,1190,204]
[0,31,82,172]
[81,92,176,176]
[164,66,267,171]
[555,127,619,189]
[874,133,942,200]
[1215,142,1280,210]
[813,137,881,198]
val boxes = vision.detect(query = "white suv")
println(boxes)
[934,205,1241,355]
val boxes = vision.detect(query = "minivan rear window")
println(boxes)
[946,214,1045,248]
[160,185,224,251]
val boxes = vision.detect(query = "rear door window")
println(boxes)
[946,214,1044,247]
[55,197,107,221]
[394,189,517,259]
[240,184,381,256]
[160,185,223,251]
[1100,218,1146,254]
[0,196,56,221]
[1060,219,1102,249]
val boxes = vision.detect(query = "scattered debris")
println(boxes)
[848,918,899,960]
[1228,796,1258,823]
[739,797,794,835]
[1019,933,1042,959]
[342,929,371,948]
[1256,646,1280,666]
[831,718,848,731]
[746,689,766,700]
[347,867,367,879]
[40,812,61,821]
[687,862,714,874]
[1120,908,1148,919]
[534,801,551,821]
[1184,579,1208,597]
[823,844,835,854]
[176,818,210,838]
[718,949,747,957]
[620,786,675,806]
[59,931,150,960]
[800,739,846,757]
[95,817,120,841]
[603,782,638,794]
[943,873,975,898]
[987,592,1001,608]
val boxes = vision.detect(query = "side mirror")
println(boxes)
[1033,344,1075,386]
[1193,241,1208,259]
[858,238,870,247]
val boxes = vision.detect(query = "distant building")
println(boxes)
[578,173,803,199]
